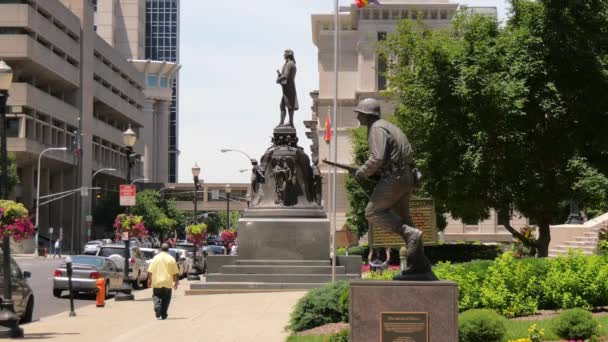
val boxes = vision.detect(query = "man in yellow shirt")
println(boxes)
[147,243,179,320]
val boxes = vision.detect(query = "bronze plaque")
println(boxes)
[381,312,428,342]
[370,198,437,248]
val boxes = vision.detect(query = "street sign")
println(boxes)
[119,185,136,206]
[211,189,219,200]
[122,232,129,241]
[80,187,88,197]
[85,215,93,223]
[49,227,54,234]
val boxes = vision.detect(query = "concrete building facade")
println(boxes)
[0,0,149,252]
[309,1,518,242]
[144,0,180,183]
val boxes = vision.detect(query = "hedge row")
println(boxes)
[339,243,503,264]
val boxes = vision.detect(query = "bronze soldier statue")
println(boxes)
[352,98,436,280]
[276,49,298,127]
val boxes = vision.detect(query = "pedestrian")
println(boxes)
[53,238,62,259]
[147,243,179,320]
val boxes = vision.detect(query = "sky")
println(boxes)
[177,0,510,184]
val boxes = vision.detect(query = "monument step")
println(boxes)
[206,273,360,283]
[220,265,346,275]
[187,282,326,295]
[236,260,331,266]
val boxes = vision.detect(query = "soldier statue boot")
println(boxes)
[394,225,438,281]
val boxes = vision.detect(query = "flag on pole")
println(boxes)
[324,110,332,143]
[355,0,380,8]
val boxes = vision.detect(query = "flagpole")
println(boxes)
[331,0,339,283]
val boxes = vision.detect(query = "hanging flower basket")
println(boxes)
[0,200,35,242]
[113,214,148,240]
[221,228,237,251]
[186,223,208,247]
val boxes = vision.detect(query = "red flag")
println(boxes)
[324,111,332,143]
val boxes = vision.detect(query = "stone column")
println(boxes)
[155,100,171,183]
[142,99,156,181]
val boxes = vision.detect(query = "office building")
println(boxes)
[145,0,180,183]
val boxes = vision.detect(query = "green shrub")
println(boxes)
[434,261,484,311]
[458,309,507,342]
[288,281,349,332]
[336,247,347,256]
[329,329,349,342]
[542,251,608,310]
[425,243,503,264]
[479,252,540,318]
[338,284,349,322]
[551,308,599,340]
[347,245,370,262]
[366,270,399,280]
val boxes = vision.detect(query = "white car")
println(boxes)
[83,240,104,255]
[96,244,148,289]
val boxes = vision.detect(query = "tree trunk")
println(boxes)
[535,223,551,257]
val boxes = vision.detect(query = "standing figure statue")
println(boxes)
[276,49,298,127]
[352,98,437,281]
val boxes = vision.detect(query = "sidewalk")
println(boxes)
[20,281,306,342]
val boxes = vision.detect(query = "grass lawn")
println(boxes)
[286,315,608,341]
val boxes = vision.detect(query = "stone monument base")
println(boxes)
[187,215,362,295]
[350,280,458,342]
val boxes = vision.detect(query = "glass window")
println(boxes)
[68,256,105,268]
[147,74,158,87]
[160,76,168,88]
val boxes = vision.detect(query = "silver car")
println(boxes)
[83,240,104,255]
[96,244,148,289]
[0,253,34,323]
[53,255,124,299]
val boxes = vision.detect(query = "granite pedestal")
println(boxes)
[350,280,458,342]
[188,214,362,295]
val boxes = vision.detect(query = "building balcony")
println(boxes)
[7,137,76,167]
[0,4,80,63]
[9,82,78,126]
[94,59,145,107]
[0,34,79,87]
[93,83,144,127]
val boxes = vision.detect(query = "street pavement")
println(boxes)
[17,279,306,342]
[14,256,104,322]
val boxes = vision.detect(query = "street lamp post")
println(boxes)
[34,146,68,257]
[0,59,23,338]
[225,184,231,229]
[192,163,201,226]
[115,125,136,302]
[188,163,202,281]
[220,149,256,165]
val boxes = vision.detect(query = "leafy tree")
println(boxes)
[379,0,608,257]
[132,190,177,235]
[0,153,19,196]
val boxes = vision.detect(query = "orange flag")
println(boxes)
[324,111,332,143]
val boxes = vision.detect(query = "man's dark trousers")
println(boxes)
[153,287,172,319]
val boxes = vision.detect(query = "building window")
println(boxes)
[497,210,510,226]
[377,32,387,91]
[147,74,158,87]
[160,76,168,88]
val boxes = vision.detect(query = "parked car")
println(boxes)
[168,248,189,278]
[139,247,158,269]
[53,255,124,299]
[0,252,34,323]
[83,240,105,255]
[175,242,203,274]
[96,244,148,289]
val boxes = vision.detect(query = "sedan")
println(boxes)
[52,255,124,299]
[83,240,105,255]
[0,253,34,323]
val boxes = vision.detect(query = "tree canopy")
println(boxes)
[0,153,19,196]
[131,190,184,236]
[378,0,608,256]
